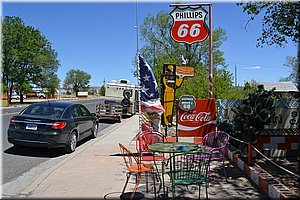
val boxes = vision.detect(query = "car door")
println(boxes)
[71,105,88,140]
[78,105,94,139]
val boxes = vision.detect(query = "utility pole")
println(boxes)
[135,0,139,54]
[235,65,237,86]
[297,38,300,89]
[297,2,300,89]
[153,43,156,68]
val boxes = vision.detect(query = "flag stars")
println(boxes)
[141,85,149,92]
[139,55,160,101]
[143,74,151,81]
[153,80,158,88]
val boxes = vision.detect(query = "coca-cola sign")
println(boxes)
[180,112,212,122]
[178,99,216,137]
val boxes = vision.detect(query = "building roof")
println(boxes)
[258,82,299,93]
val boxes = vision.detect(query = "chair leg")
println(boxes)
[145,172,149,193]
[205,183,209,200]
[172,185,176,200]
[208,164,212,181]
[222,159,228,181]
[152,172,156,199]
[198,184,201,200]
[130,172,142,200]
[122,172,131,194]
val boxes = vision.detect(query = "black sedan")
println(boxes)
[7,101,99,153]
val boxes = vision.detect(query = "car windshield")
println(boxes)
[22,104,66,118]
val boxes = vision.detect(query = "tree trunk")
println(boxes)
[20,94,24,104]
[9,82,13,104]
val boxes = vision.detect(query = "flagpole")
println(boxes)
[135,0,142,134]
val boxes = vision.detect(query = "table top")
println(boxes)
[148,142,199,153]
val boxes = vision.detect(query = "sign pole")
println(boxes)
[209,4,213,98]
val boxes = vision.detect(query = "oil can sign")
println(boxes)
[170,6,209,44]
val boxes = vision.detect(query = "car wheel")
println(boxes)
[91,123,98,138]
[65,132,77,153]
[117,116,121,123]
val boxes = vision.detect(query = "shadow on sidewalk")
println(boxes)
[4,146,66,158]
[4,137,91,158]
[104,191,147,200]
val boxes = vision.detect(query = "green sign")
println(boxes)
[179,95,196,111]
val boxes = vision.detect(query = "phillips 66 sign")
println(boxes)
[170,6,209,44]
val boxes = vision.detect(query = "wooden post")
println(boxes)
[248,142,253,166]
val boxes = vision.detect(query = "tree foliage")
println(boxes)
[2,16,60,102]
[238,2,300,89]
[280,56,299,85]
[99,85,106,96]
[238,2,300,47]
[63,69,91,97]
[139,11,244,99]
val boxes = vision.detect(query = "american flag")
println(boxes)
[139,55,164,131]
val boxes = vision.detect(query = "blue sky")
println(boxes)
[2,1,297,87]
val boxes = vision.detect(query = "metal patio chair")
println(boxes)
[200,131,230,180]
[135,130,167,162]
[162,151,212,199]
[119,143,156,200]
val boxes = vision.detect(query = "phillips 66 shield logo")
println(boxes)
[170,6,209,44]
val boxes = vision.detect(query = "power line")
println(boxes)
[227,61,286,69]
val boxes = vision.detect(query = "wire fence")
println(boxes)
[229,136,300,197]
[228,135,300,188]
[229,135,299,179]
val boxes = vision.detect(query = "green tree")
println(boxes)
[139,11,243,99]
[99,85,106,96]
[63,69,91,97]
[34,40,61,97]
[238,2,300,88]
[47,75,60,98]
[280,56,299,85]
[2,16,60,103]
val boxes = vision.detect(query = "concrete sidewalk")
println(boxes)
[16,115,266,199]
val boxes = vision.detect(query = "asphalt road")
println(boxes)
[1,98,115,190]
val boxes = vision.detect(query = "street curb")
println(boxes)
[226,149,299,199]
[18,117,130,197]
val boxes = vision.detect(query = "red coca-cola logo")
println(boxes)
[180,112,212,122]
